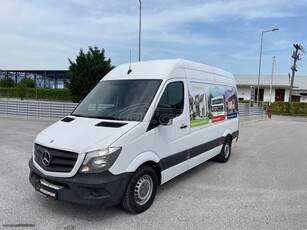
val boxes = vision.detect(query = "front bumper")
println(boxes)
[29,157,132,207]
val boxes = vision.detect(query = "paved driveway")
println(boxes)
[0,116,306,230]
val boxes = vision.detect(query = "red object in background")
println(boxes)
[268,105,272,118]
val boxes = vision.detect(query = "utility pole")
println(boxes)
[289,44,304,102]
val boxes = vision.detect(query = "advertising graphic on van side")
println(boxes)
[189,82,238,128]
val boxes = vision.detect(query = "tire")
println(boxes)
[215,138,232,163]
[121,165,158,213]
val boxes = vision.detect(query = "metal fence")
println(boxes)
[238,103,266,121]
[0,99,77,119]
[0,99,266,121]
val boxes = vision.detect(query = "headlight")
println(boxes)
[79,147,121,173]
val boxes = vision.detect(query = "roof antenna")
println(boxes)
[127,50,132,74]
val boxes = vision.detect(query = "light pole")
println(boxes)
[256,28,279,104]
[269,56,276,104]
[138,0,142,62]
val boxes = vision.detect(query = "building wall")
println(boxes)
[237,86,292,102]
[237,87,251,101]
[235,74,307,103]
[301,96,307,103]
[262,88,274,102]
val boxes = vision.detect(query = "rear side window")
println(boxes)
[159,82,184,117]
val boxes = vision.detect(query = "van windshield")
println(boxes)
[72,79,162,121]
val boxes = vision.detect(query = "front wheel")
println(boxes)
[215,138,232,163]
[121,165,158,213]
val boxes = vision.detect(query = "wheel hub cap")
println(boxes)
[134,175,153,205]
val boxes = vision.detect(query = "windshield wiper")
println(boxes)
[71,114,116,120]
[71,114,87,118]
[89,116,117,120]
[72,114,132,121]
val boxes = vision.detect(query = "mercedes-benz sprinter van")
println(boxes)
[29,59,239,213]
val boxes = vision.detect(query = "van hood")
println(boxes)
[35,116,139,154]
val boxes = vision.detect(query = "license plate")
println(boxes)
[35,183,58,200]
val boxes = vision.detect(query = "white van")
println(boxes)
[29,59,239,213]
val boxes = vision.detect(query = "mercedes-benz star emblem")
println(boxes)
[42,150,51,167]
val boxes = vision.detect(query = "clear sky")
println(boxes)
[1,0,307,75]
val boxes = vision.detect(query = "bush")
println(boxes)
[0,87,18,97]
[16,83,28,100]
[27,88,73,101]
[239,99,250,103]
[0,77,16,88]
[271,102,307,116]
[0,87,73,101]
[19,78,36,88]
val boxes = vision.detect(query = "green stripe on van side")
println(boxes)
[190,117,210,128]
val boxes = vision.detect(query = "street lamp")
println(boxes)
[138,0,142,62]
[256,28,279,104]
[269,56,276,104]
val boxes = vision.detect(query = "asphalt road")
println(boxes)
[0,116,307,230]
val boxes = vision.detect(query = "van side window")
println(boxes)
[159,82,184,117]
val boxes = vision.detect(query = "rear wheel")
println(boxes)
[121,165,158,213]
[215,138,232,163]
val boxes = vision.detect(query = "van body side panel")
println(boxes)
[154,70,191,183]
[157,65,238,184]
[108,122,157,175]
[185,68,238,171]
[159,136,224,170]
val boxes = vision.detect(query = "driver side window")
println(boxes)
[158,82,184,118]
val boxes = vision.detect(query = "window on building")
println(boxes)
[255,89,264,101]
[275,89,285,102]
[291,95,300,102]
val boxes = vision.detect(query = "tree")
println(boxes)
[0,77,16,88]
[65,46,114,102]
[19,78,36,88]
[16,82,28,100]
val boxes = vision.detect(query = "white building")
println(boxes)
[235,74,307,103]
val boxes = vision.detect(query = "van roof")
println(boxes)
[102,59,233,82]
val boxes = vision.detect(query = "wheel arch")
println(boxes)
[223,129,233,142]
[140,161,162,185]
[126,151,162,185]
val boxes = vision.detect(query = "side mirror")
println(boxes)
[155,104,173,126]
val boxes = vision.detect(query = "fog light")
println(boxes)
[90,189,102,197]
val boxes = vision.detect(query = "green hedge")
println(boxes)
[0,87,73,102]
[239,101,307,115]
[270,102,307,115]
[239,99,250,103]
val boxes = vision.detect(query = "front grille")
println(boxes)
[34,144,78,173]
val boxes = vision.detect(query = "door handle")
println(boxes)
[180,124,187,129]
